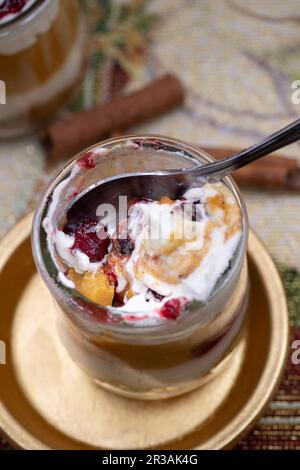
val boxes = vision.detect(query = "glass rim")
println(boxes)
[0,0,48,32]
[32,133,249,336]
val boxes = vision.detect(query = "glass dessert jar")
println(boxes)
[0,0,85,138]
[32,135,249,399]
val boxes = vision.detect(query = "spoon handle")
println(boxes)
[191,118,300,180]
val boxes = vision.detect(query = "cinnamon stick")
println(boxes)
[41,74,184,161]
[202,146,300,190]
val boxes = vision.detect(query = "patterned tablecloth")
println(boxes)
[1,0,300,450]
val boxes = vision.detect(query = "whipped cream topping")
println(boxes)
[42,148,243,326]
[43,148,110,286]
[54,230,101,276]
[118,184,242,318]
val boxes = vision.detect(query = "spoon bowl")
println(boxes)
[70,118,300,212]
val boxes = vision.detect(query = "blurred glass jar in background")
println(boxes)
[0,0,86,138]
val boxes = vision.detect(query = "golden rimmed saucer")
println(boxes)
[0,213,289,450]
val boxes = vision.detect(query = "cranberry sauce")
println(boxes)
[159,299,182,320]
[0,0,30,21]
[71,218,109,263]
[63,185,136,263]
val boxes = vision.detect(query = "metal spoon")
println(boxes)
[73,118,300,209]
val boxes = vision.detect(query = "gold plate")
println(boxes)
[0,213,289,450]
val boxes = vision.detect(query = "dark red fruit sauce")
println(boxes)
[159,299,182,320]
[64,217,109,263]
[0,0,28,20]
[77,152,96,169]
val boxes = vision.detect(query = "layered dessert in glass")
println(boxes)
[0,0,85,137]
[32,136,249,399]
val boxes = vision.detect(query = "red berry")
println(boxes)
[78,151,96,169]
[159,298,182,320]
[72,219,110,262]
